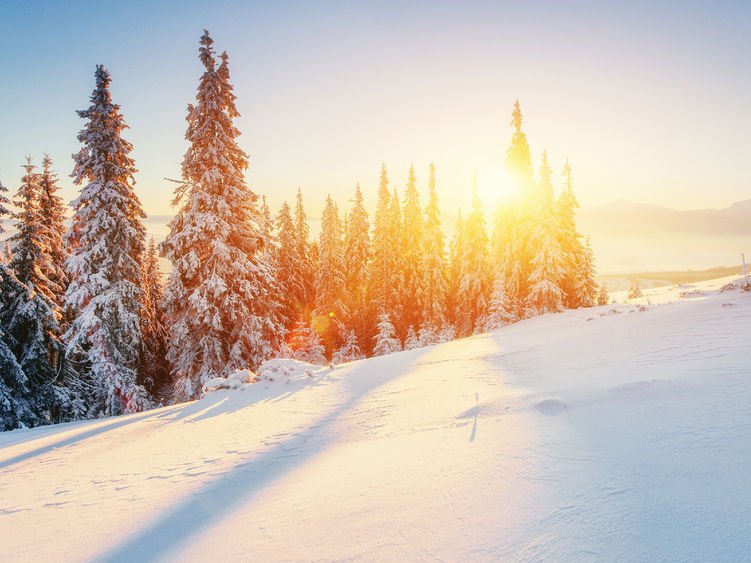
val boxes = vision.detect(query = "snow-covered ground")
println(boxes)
[2,276,750,561]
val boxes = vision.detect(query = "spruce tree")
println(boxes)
[388,187,406,337]
[0,179,11,236]
[495,101,536,316]
[421,163,448,331]
[314,194,347,357]
[162,31,284,400]
[456,185,490,335]
[274,201,306,329]
[446,208,465,328]
[401,164,424,336]
[10,157,57,304]
[294,188,316,308]
[37,154,69,311]
[369,163,394,314]
[372,311,401,356]
[332,329,364,364]
[286,318,326,365]
[525,151,565,316]
[597,283,610,306]
[557,159,586,307]
[342,183,371,352]
[574,235,598,307]
[140,238,169,400]
[65,65,149,416]
[2,235,65,427]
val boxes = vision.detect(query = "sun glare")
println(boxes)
[476,166,519,209]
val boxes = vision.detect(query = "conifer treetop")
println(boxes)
[511,99,523,132]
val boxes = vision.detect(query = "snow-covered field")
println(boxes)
[2,276,750,561]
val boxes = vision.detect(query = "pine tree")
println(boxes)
[342,183,371,351]
[557,158,586,308]
[525,151,565,316]
[372,311,401,356]
[403,326,420,350]
[162,32,284,400]
[293,188,316,308]
[65,65,149,416]
[140,238,169,400]
[446,208,465,327]
[1,246,65,429]
[286,318,326,365]
[506,100,534,183]
[494,101,536,317]
[273,201,306,329]
[0,178,11,236]
[314,194,347,357]
[456,185,490,335]
[9,157,57,304]
[421,163,448,330]
[36,154,69,311]
[597,283,610,306]
[332,329,364,364]
[574,235,598,307]
[483,277,516,330]
[369,163,393,314]
[401,164,424,336]
[388,187,406,337]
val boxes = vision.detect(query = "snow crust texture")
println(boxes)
[1,276,750,561]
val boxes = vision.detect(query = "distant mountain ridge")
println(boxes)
[579,198,751,238]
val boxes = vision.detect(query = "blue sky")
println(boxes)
[1,0,749,217]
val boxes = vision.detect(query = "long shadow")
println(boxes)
[0,408,166,472]
[96,347,436,562]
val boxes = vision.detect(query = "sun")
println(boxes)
[476,166,519,210]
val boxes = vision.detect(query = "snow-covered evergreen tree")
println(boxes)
[342,183,371,352]
[524,151,565,316]
[506,100,534,182]
[446,208,465,327]
[37,154,69,311]
[0,178,11,236]
[388,187,406,337]
[273,201,306,330]
[573,235,597,307]
[332,329,364,364]
[401,164,424,336]
[494,100,536,316]
[140,238,169,400]
[293,188,316,308]
[286,318,326,365]
[161,32,284,400]
[369,164,395,315]
[597,283,610,306]
[9,157,57,304]
[483,276,516,330]
[556,158,586,308]
[314,194,347,357]
[627,280,643,300]
[0,256,64,429]
[403,326,420,350]
[456,185,490,335]
[372,311,401,356]
[420,163,447,330]
[65,65,149,416]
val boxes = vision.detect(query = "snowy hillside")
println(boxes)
[2,276,750,561]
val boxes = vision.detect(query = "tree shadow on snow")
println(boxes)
[95,347,437,562]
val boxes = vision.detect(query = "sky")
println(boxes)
[1,0,749,220]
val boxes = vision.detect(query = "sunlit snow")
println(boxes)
[1,276,750,561]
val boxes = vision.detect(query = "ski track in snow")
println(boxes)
[1,276,750,561]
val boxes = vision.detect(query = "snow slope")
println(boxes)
[2,276,750,561]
